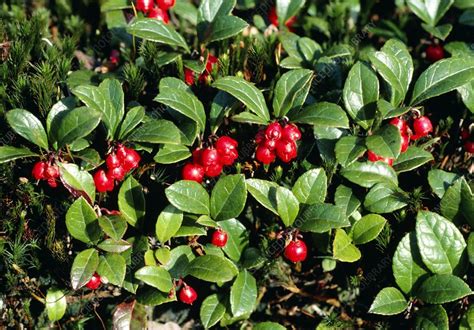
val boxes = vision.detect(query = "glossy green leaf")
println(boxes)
[118,176,146,227]
[55,107,102,148]
[298,203,349,233]
[136,287,176,306]
[213,76,270,122]
[230,270,257,317]
[45,289,67,321]
[211,175,247,221]
[6,109,48,150]
[156,205,183,244]
[392,232,429,295]
[98,215,127,241]
[127,18,189,51]
[118,106,145,140]
[187,255,238,283]
[369,287,408,315]
[219,218,249,262]
[364,183,408,214]
[164,245,196,279]
[59,163,96,203]
[406,0,454,26]
[415,305,449,330]
[97,239,131,253]
[417,274,472,303]
[351,214,387,244]
[254,322,287,330]
[277,0,305,25]
[273,69,313,118]
[200,294,226,329]
[333,229,361,262]
[135,266,173,292]
[335,136,367,167]
[70,248,99,290]
[427,169,460,199]
[335,185,361,217]
[422,23,453,40]
[246,179,279,214]
[366,125,402,159]
[276,187,300,227]
[291,102,349,128]
[154,144,191,164]
[0,146,37,164]
[207,15,248,43]
[97,253,126,286]
[65,197,100,244]
[343,62,379,129]
[410,57,474,105]
[292,168,327,205]
[340,161,398,188]
[440,178,463,221]
[128,119,183,145]
[166,180,210,215]
[393,146,434,172]
[99,79,124,137]
[416,211,467,274]
[369,51,406,106]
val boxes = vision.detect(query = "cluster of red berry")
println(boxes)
[185,54,219,86]
[136,0,175,23]
[182,136,238,183]
[268,6,297,31]
[32,161,60,188]
[255,122,301,164]
[94,145,141,192]
[368,116,433,166]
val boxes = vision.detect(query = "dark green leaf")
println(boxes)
[291,102,349,128]
[246,179,279,214]
[351,214,387,244]
[364,183,408,214]
[118,176,146,227]
[118,106,145,140]
[45,289,67,322]
[154,144,191,164]
[335,185,361,217]
[230,270,257,317]
[98,215,127,241]
[366,125,402,159]
[127,18,189,51]
[335,136,367,167]
[70,248,99,290]
[415,305,449,330]
[6,109,48,150]
[210,175,247,221]
[340,161,398,188]
[166,181,210,215]
[135,266,173,292]
[65,197,100,244]
[417,274,472,304]
[219,218,249,262]
[129,119,183,145]
[276,187,300,227]
[393,146,434,172]
[59,163,96,203]
[0,146,37,164]
[200,294,226,329]
[97,253,126,286]
[427,169,460,199]
[273,69,313,118]
[298,203,349,233]
[292,168,327,204]
[56,107,102,147]
[187,255,238,283]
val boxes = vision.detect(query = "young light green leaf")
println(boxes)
[135,266,173,292]
[351,214,387,244]
[97,253,126,286]
[98,215,128,241]
[45,289,67,321]
[219,218,249,262]
[200,294,226,329]
[276,187,300,227]
[333,229,361,262]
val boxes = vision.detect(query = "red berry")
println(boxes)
[32,161,47,180]
[136,0,153,13]
[460,128,470,141]
[255,130,265,144]
[276,139,297,163]
[157,0,175,11]
[263,138,277,150]
[179,285,197,305]
[200,148,220,167]
[108,166,127,181]
[265,122,283,141]
[94,169,114,192]
[182,163,205,183]
[117,146,141,172]
[256,145,276,164]
[85,273,101,290]
[106,153,121,169]
[205,54,218,73]
[47,178,58,188]
[426,44,445,62]
[465,141,474,153]
[148,7,169,23]
[211,229,228,247]
[400,133,410,153]
[184,68,196,86]
[268,6,296,29]
[389,117,407,134]
[284,239,307,263]
[413,116,433,138]
[282,124,302,141]
[192,148,203,163]
[45,164,60,179]
[204,163,223,177]
[367,150,394,166]
[216,136,238,165]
